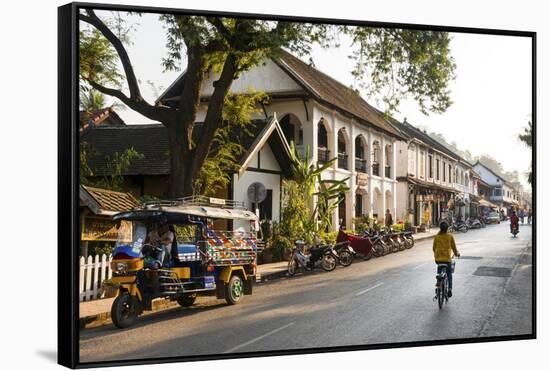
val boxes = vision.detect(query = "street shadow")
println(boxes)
[35,350,57,363]
[80,302,227,340]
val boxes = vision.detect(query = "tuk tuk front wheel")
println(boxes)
[225,275,244,305]
[111,293,139,329]
[177,293,197,307]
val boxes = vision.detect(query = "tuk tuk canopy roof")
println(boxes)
[112,197,258,222]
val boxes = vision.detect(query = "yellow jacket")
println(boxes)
[432,232,459,263]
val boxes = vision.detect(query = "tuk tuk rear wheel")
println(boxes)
[176,293,197,307]
[225,274,244,305]
[111,293,139,329]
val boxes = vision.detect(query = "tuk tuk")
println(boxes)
[109,196,260,328]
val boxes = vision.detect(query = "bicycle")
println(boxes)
[434,257,457,309]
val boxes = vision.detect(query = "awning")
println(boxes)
[479,198,497,208]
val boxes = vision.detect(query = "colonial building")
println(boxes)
[159,49,407,229]
[473,161,517,215]
[393,119,460,227]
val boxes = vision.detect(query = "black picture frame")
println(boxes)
[58,2,536,368]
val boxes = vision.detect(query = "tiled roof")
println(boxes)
[158,50,406,140]
[274,50,405,139]
[392,119,461,161]
[81,119,290,177]
[79,107,125,133]
[81,124,170,176]
[81,185,139,213]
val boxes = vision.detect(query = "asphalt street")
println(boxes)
[79,222,533,363]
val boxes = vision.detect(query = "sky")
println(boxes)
[86,11,533,190]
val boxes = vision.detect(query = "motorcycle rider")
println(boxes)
[510,210,519,234]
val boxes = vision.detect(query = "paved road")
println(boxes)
[79,223,532,363]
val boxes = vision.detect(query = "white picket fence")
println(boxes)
[79,254,113,302]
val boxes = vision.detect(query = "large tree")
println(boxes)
[518,121,533,184]
[79,9,456,197]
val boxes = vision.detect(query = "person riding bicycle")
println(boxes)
[433,221,460,297]
[510,210,519,233]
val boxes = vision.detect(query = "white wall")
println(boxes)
[200,59,302,96]
[232,171,281,230]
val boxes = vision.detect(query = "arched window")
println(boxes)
[372,140,381,176]
[337,129,348,169]
[317,120,329,164]
[280,114,303,146]
[355,135,367,173]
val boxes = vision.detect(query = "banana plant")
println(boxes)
[288,143,350,233]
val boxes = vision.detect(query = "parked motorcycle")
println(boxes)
[453,220,469,233]
[467,218,483,229]
[333,240,355,267]
[361,230,388,257]
[388,229,406,252]
[402,231,415,249]
[288,240,338,276]
[337,230,373,261]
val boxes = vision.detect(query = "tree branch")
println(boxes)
[79,9,141,101]
[84,78,172,123]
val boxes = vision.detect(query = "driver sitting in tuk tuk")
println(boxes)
[145,221,174,267]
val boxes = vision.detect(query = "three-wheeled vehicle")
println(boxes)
[109,196,260,328]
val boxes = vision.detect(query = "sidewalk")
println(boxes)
[79,230,438,328]
[79,261,291,325]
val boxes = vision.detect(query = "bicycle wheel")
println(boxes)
[444,277,449,302]
[437,278,444,309]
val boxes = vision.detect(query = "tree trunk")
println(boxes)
[167,123,194,198]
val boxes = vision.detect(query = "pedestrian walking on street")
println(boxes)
[519,209,525,224]
[528,209,532,224]
[385,209,393,229]
[433,221,460,298]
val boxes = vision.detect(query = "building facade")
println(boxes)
[159,50,406,230]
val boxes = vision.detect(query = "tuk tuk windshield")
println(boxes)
[115,220,147,254]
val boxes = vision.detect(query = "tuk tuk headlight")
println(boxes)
[115,262,128,272]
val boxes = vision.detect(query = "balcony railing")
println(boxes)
[385,166,391,178]
[318,147,330,165]
[372,163,380,176]
[355,158,367,173]
[338,153,348,169]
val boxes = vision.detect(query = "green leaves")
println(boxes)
[193,90,267,196]
[345,27,456,115]
[79,28,123,88]
[282,143,350,240]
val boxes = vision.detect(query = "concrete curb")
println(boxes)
[80,298,178,329]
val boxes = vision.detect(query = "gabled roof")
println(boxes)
[80,118,292,177]
[472,161,510,185]
[80,185,140,215]
[79,107,125,133]
[274,50,405,140]
[158,50,405,141]
[236,115,293,177]
[391,119,461,161]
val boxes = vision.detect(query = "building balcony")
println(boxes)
[372,163,380,177]
[355,158,367,173]
[338,153,348,170]
[385,166,391,178]
[318,147,330,165]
